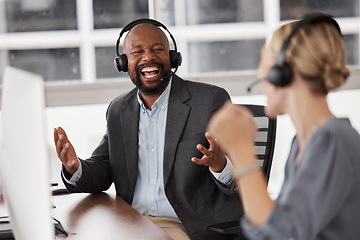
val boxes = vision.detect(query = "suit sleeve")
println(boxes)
[208,87,240,195]
[210,87,231,115]
[63,103,115,193]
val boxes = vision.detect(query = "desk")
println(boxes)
[53,192,172,240]
[1,192,171,240]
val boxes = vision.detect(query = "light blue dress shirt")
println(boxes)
[132,78,175,217]
[63,78,233,218]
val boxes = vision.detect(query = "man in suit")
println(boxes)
[54,19,243,240]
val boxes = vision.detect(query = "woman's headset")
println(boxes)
[267,12,342,87]
[113,18,182,73]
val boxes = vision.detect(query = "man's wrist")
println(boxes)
[210,157,227,173]
[62,158,82,185]
[62,165,73,179]
[210,156,233,185]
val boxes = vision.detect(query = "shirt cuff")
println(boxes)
[61,158,82,186]
[210,155,233,186]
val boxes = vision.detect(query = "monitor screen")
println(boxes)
[0,66,54,239]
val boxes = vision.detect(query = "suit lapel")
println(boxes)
[120,90,140,187]
[163,76,191,186]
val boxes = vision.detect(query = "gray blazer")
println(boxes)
[64,75,243,240]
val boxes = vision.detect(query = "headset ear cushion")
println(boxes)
[114,57,120,72]
[267,62,293,87]
[114,54,128,72]
[169,50,182,68]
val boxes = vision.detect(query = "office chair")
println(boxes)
[207,104,277,240]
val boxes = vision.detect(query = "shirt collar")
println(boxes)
[137,78,172,113]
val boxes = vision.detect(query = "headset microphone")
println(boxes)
[160,58,181,81]
[161,71,173,81]
[246,79,262,93]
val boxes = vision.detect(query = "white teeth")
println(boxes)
[141,66,159,72]
[144,73,157,78]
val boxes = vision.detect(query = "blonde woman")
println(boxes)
[208,13,360,240]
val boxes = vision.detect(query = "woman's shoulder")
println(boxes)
[315,117,360,167]
[320,118,360,140]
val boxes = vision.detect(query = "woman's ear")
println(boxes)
[284,55,293,66]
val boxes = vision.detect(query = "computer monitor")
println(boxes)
[0,66,54,239]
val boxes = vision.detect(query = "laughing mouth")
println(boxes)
[140,66,160,79]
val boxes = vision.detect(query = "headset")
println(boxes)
[267,12,342,87]
[113,18,182,76]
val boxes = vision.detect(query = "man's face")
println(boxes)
[124,24,172,96]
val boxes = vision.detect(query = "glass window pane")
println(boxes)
[5,48,80,82]
[344,34,359,66]
[186,0,263,25]
[4,0,77,33]
[154,0,175,26]
[280,0,360,20]
[95,46,127,79]
[188,39,265,73]
[93,0,148,29]
[0,51,8,84]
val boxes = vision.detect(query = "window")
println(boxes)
[4,0,77,32]
[280,0,359,19]
[93,0,148,29]
[343,34,360,65]
[95,46,127,79]
[185,0,263,24]
[188,40,264,73]
[8,48,80,82]
[0,0,359,105]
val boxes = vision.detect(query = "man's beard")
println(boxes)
[130,64,172,96]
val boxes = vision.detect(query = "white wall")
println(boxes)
[45,104,108,184]
[31,88,360,195]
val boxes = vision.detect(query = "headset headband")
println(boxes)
[276,12,342,66]
[115,18,178,57]
[113,18,182,74]
[261,12,344,88]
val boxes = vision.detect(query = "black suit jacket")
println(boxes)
[63,75,243,239]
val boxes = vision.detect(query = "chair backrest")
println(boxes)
[207,104,277,237]
[241,104,276,182]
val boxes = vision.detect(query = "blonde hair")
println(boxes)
[269,20,350,94]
